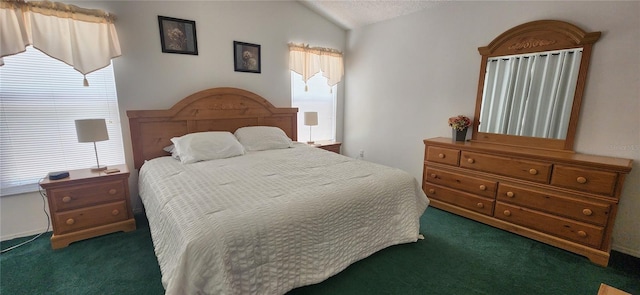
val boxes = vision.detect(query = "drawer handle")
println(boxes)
[66,218,75,225]
[506,191,515,198]
[577,231,587,238]
[467,158,475,164]
[476,202,484,208]
[62,196,72,203]
[430,173,437,179]
[529,169,538,175]
[503,210,511,217]
[582,209,593,216]
[108,188,118,195]
[428,189,435,194]
[479,185,487,191]
[438,153,445,159]
[576,177,587,184]
[112,209,120,216]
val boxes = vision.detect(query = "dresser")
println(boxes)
[39,164,136,249]
[423,137,632,266]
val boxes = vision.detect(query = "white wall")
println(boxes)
[3,0,638,259]
[0,1,346,241]
[344,1,640,257]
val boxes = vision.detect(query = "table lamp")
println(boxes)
[75,119,109,171]
[304,112,318,144]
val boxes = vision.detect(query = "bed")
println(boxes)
[127,87,429,295]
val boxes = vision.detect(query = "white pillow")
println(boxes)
[162,145,180,160]
[234,126,293,151]
[162,144,180,161]
[163,144,175,153]
[170,131,245,164]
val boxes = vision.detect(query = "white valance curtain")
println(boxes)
[480,49,582,139]
[0,0,121,85]
[288,43,343,90]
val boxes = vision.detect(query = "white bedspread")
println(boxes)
[139,144,429,295]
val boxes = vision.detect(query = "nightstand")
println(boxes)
[313,140,342,154]
[39,164,136,249]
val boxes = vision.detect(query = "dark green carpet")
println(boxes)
[2,208,638,294]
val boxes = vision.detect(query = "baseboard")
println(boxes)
[612,245,640,258]
[3,208,639,261]
[2,207,145,242]
[0,228,51,242]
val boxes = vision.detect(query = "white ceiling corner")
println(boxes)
[298,0,442,30]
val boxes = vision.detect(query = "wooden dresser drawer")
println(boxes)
[550,165,618,196]
[426,146,460,166]
[460,151,551,183]
[424,137,632,266]
[495,202,604,248]
[53,201,129,234]
[424,183,494,216]
[497,184,610,226]
[49,179,126,212]
[425,168,497,198]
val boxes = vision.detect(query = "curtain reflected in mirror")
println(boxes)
[478,48,582,139]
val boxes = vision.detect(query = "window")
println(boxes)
[291,71,337,142]
[288,43,342,143]
[0,46,125,196]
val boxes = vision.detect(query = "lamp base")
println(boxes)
[307,141,315,144]
[91,165,108,171]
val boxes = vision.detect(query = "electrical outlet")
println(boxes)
[359,150,365,159]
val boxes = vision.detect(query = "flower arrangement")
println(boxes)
[448,115,472,131]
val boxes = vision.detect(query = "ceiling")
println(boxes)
[298,0,442,30]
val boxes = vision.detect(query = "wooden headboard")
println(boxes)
[127,87,298,169]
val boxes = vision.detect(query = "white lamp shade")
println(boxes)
[75,119,109,142]
[304,112,318,126]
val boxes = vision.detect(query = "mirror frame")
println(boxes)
[471,20,600,151]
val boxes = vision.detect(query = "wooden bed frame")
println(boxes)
[127,87,298,169]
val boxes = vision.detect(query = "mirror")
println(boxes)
[471,20,600,151]
[479,48,583,139]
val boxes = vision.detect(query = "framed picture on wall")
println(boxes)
[158,16,198,55]
[233,41,261,73]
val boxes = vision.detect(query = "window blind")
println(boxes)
[291,71,337,142]
[0,46,125,196]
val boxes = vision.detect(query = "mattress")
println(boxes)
[139,144,429,295]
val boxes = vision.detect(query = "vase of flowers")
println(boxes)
[448,115,472,142]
